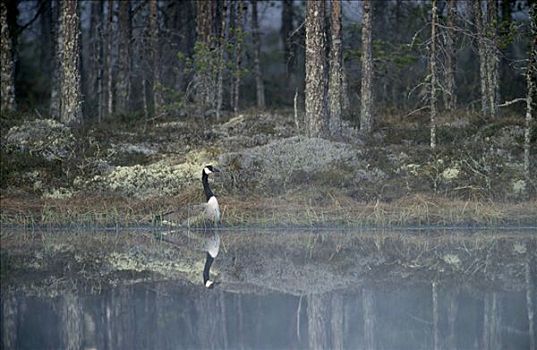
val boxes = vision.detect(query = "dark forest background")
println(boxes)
[1,0,533,121]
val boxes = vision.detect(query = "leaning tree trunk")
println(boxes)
[524,4,536,197]
[430,0,438,149]
[328,0,343,137]
[252,0,265,109]
[443,0,457,110]
[59,0,83,126]
[360,0,373,134]
[305,0,328,138]
[0,1,16,112]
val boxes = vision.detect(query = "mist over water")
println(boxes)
[1,281,532,350]
[1,227,535,350]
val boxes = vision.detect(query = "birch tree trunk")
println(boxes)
[252,0,265,109]
[443,0,457,110]
[430,0,438,149]
[360,0,373,134]
[59,0,83,126]
[116,0,132,115]
[524,4,536,198]
[0,1,16,112]
[328,0,343,137]
[305,0,328,138]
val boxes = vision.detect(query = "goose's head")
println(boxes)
[203,165,221,175]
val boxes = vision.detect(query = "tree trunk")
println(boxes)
[331,293,343,350]
[432,282,440,350]
[307,294,330,350]
[281,0,295,80]
[486,0,499,117]
[446,289,459,350]
[216,0,229,120]
[105,0,114,117]
[196,0,213,111]
[483,292,501,350]
[328,0,342,137]
[430,0,438,149]
[149,0,162,116]
[526,259,536,350]
[0,1,16,112]
[116,0,132,115]
[524,4,535,197]
[50,0,61,118]
[232,0,245,114]
[362,288,375,350]
[305,0,328,138]
[59,0,83,126]
[443,0,457,110]
[360,0,373,134]
[59,294,82,350]
[252,0,265,109]
[475,1,488,116]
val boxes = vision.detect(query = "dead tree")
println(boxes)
[305,0,328,138]
[360,0,373,134]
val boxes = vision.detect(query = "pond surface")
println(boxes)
[1,227,536,349]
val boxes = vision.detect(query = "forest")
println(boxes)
[1,1,537,349]
[1,0,536,223]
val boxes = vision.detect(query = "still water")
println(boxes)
[1,227,535,349]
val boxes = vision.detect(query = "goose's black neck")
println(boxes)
[202,171,214,201]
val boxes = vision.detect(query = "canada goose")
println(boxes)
[201,165,221,288]
[202,165,221,226]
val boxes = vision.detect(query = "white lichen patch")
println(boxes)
[512,179,526,195]
[513,242,527,255]
[5,119,75,161]
[220,136,356,183]
[402,163,421,176]
[87,160,201,198]
[442,167,460,181]
[107,252,204,282]
[442,254,461,269]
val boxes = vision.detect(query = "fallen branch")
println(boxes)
[498,98,527,107]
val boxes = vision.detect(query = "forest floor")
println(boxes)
[1,109,536,294]
[1,108,536,227]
